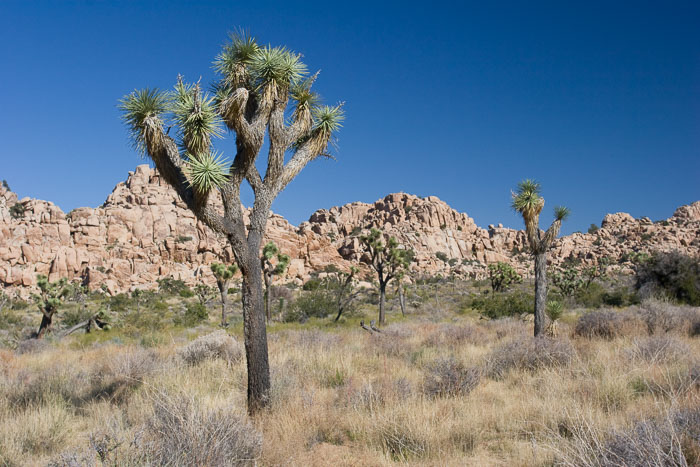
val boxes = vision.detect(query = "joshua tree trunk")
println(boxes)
[398,285,406,316]
[533,252,548,337]
[218,282,229,327]
[239,230,271,414]
[37,311,53,339]
[264,273,272,322]
[379,281,387,325]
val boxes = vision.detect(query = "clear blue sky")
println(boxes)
[1,1,698,234]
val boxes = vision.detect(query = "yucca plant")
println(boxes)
[119,30,344,414]
[511,180,570,336]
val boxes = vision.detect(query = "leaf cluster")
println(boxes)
[211,263,239,282]
[33,275,70,314]
[360,228,414,284]
[262,242,290,276]
[488,262,523,292]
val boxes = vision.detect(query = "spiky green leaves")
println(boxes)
[262,242,290,276]
[291,74,320,113]
[214,31,259,87]
[211,263,238,281]
[249,45,307,89]
[554,206,571,222]
[184,151,229,194]
[172,79,223,156]
[360,228,385,252]
[511,179,543,214]
[313,104,345,135]
[119,88,169,155]
[262,242,279,260]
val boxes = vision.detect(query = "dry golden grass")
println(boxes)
[1,306,699,466]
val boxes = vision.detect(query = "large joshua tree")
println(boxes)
[119,32,344,414]
[360,228,414,326]
[511,180,570,337]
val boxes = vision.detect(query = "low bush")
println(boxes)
[156,277,189,296]
[177,330,243,365]
[470,290,534,319]
[574,309,644,339]
[285,289,335,321]
[181,302,208,326]
[484,337,574,379]
[638,298,699,335]
[636,250,700,305]
[423,357,481,398]
[144,393,262,466]
[554,407,700,466]
[625,336,690,364]
[423,323,484,348]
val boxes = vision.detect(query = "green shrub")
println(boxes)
[181,303,208,326]
[157,277,188,296]
[302,278,322,291]
[488,262,522,292]
[108,293,131,312]
[9,203,25,219]
[635,251,700,305]
[470,290,534,319]
[287,289,336,321]
[179,288,195,298]
[602,286,639,307]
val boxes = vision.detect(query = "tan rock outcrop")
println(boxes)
[1,167,698,295]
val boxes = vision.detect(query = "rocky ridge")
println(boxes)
[1,165,698,294]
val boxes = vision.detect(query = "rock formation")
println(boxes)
[1,165,698,295]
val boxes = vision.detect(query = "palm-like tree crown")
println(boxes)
[119,30,344,197]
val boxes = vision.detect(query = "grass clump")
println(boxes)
[484,336,574,379]
[144,393,262,466]
[423,357,481,398]
[177,330,243,365]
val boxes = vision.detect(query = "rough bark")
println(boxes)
[533,252,548,337]
[240,253,270,415]
[379,281,387,326]
[37,311,53,339]
[398,286,406,316]
[217,281,229,327]
[264,274,272,322]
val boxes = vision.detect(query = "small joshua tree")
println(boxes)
[360,228,414,325]
[261,242,289,322]
[194,282,217,306]
[511,180,570,337]
[327,265,360,322]
[120,31,343,413]
[211,263,238,327]
[33,275,69,338]
[488,262,522,292]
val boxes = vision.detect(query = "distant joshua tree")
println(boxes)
[33,275,69,338]
[511,180,569,337]
[119,31,343,414]
[360,228,414,325]
[261,242,289,322]
[211,263,239,327]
